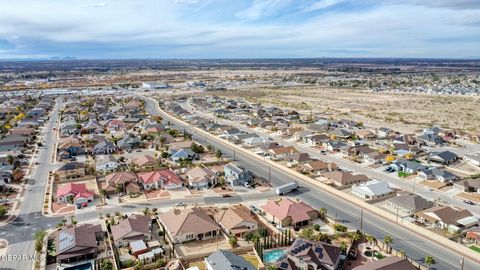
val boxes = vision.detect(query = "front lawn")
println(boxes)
[398,171,411,178]
[469,245,480,253]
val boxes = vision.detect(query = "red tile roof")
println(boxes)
[56,183,88,198]
[137,169,182,186]
[262,198,316,223]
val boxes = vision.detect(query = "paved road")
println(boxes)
[0,99,63,270]
[139,94,476,270]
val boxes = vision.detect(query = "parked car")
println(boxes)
[222,194,232,198]
[175,202,186,206]
[464,200,475,205]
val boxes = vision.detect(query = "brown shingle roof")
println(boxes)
[159,207,220,238]
[111,214,150,242]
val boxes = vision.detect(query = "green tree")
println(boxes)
[0,205,8,217]
[99,259,114,270]
[215,149,223,160]
[319,207,328,220]
[424,256,435,269]
[299,228,315,240]
[229,235,238,247]
[339,241,348,253]
[383,235,393,253]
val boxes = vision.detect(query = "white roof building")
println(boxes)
[352,179,394,199]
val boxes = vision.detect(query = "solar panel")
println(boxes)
[58,231,75,252]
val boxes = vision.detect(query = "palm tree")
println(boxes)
[398,249,406,258]
[319,207,328,220]
[215,149,223,160]
[348,231,362,244]
[6,155,14,166]
[383,235,393,253]
[100,189,107,200]
[315,233,329,242]
[424,256,435,269]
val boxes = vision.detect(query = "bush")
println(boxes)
[334,224,348,232]
[313,224,320,231]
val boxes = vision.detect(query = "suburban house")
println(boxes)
[58,139,85,159]
[275,238,341,270]
[224,162,253,186]
[286,153,312,167]
[323,171,369,187]
[428,151,458,165]
[323,140,349,152]
[262,198,318,228]
[92,140,117,155]
[303,134,329,146]
[205,250,256,270]
[56,162,86,181]
[95,155,120,173]
[214,205,258,237]
[351,180,395,199]
[331,128,352,139]
[185,166,218,189]
[131,155,157,170]
[55,224,104,265]
[463,152,480,167]
[117,134,142,150]
[416,206,478,231]
[299,160,338,176]
[417,168,457,182]
[355,129,377,140]
[104,171,140,194]
[106,119,127,133]
[353,256,417,270]
[391,159,427,174]
[385,194,434,216]
[111,214,151,247]
[268,146,298,160]
[170,148,198,163]
[159,207,221,244]
[56,182,94,206]
[137,169,183,190]
[454,179,480,193]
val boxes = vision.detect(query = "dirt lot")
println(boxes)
[207,86,480,134]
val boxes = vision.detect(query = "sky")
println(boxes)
[0,0,479,59]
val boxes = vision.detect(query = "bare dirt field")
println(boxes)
[208,86,480,134]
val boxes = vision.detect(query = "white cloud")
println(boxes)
[0,0,478,58]
[301,0,345,12]
[173,0,198,4]
[76,2,107,8]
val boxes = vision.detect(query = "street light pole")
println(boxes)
[360,209,364,230]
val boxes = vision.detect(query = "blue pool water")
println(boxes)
[263,249,286,264]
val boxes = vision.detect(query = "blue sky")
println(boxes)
[0,0,479,59]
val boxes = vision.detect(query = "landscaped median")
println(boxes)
[145,95,480,264]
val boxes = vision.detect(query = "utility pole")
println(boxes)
[360,209,364,230]
[396,205,400,223]
[269,165,271,182]
[412,177,416,193]
[233,148,236,161]
[460,257,464,270]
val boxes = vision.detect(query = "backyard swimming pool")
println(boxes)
[263,249,286,264]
